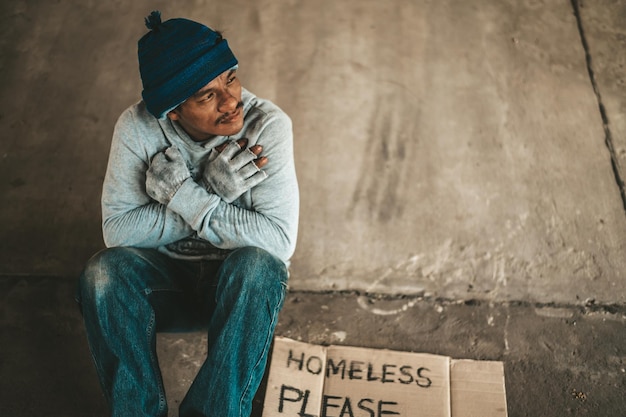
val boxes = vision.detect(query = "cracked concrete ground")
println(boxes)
[1,277,624,416]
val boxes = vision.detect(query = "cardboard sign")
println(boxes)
[263,337,507,417]
[450,360,507,417]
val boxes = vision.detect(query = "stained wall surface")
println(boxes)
[1,0,625,304]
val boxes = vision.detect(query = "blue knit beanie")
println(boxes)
[138,11,238,119]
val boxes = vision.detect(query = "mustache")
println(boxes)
[215,101,244,125]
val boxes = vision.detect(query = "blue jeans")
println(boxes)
[76,246,288,417]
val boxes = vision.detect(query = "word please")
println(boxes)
[286,350,432,388]
[279,385,400,417]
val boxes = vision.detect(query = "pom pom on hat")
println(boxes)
[144,10,163,31]
[138,11,238,119]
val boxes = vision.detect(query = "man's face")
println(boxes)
[167,68,244,141]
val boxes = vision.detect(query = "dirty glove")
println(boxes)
[202,140,268,203]
[146,147,191,205]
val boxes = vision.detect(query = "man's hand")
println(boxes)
[214,138,268,169]
[146,147,191,205]
[202,138,268,203]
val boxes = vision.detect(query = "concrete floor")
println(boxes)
[1,277,625,416]
[1,0,626,416]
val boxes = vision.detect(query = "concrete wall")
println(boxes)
[1,0,625,304]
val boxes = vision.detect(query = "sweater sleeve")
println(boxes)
[168,111,299,263]
[101,108,197,248]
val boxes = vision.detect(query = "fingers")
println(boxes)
[248,145,268,168]
[214,142,228,153]
[215,138,248,153]
[244,169,269,188]
[254,156,268,169]
[236,138,248,149]
[164,146,183,161]
[215,139,269,169]
[247,144,267,168]
[150,152,167,166]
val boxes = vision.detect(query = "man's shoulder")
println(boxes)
[112,101,169,152]
[242,89,291,127]
[116,100,158,129]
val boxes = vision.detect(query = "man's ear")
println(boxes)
[167,109,179,121]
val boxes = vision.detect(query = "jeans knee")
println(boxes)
[221,247,288,295]
[78,247,136,307]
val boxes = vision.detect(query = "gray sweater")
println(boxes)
[101,88,299,265]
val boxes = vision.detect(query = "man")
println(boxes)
[77,11,299,417]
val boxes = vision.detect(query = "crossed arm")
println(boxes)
[101,110,299,263]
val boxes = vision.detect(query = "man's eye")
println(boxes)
[204,93,215,101]
[227,76,236,84]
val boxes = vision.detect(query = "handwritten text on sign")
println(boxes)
[263,338,451,417]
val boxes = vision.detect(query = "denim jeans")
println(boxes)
[76,246,288,417]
